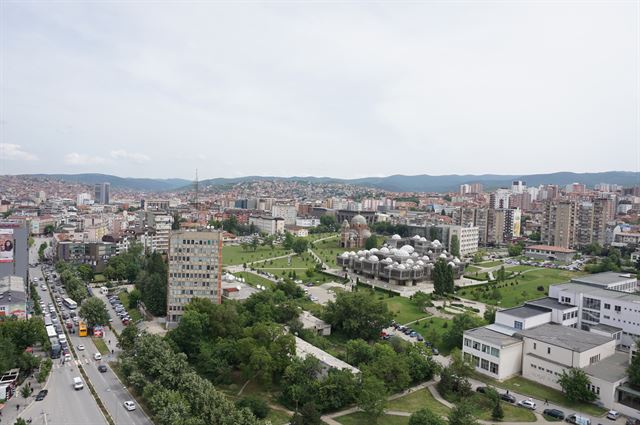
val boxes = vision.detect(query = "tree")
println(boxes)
[507,243,524,257]
[77,264,94,282]
[14,419,28,425]
[235,396,270,419]
[44,224,55,235]
[429,226,439,242]
[628,351,640,389]
[492,398,504,421]
[365,235,379,250]
[292,238,309,255]
[324,292,393,340]
[79,297,110,328]
[357,373,387,421]
[20,384,32,398]
[557,368,597,403]
[409,408,446,425]
[38,242,47,261]
[484,306,497,324]
[250,236,259,252]
[290,402,321,425]
[119,325,138,352]
[433,259,454,296]
[283,232,295,250]
[448,402,478,425]
[443,314,483,352]
[128,288,142,309]
[450,235,460,258]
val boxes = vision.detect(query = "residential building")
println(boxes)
[167,229,223,328]
[249,215,285,235]
[76,193,92,206]
[271,204,297,226]
[295,217,321,228]
[94,183,110,205]
[542,201,577,249]
[490,189,511,209]
[295,336,359,376]
[433,225,479,256]
[511,180,526,194]
[55,241,117,272]
[489,209,521,245]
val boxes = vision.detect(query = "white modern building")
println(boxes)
[271,205,297,226]
[249,216,285,235]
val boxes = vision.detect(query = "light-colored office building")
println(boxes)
[271,205,297,226]
[167,229,223,328]
[249,215,285,235]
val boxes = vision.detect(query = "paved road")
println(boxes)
[19,265,109,425]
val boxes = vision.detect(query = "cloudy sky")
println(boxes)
[0,1,637,179]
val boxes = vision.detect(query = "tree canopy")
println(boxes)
[323,292,393,340]
[557,368,597,403]
[79,297,110,328]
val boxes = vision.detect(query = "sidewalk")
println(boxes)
[0,371,45,425]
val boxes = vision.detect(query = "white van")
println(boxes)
[100,286,109,295]
[73,377,83,390]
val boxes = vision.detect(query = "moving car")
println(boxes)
[98,365,108,373]
[500,393,516,403]
[77,344,85,351]
[94,353,102,360]
[73,376,84,390]
[517,399,536,410]
[35,389,48,401]
[543,408,565,420]
[124,401,136,411]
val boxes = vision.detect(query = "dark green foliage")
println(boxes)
[558,368,597,403]
[409,408,447,425]
[450,235,460,258]
[323,292,393,340]
[79,297,110,328]
[235,396,270,419]
[433,259,454,295]
[448,402,479,425]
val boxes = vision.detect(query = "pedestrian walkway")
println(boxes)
[0,372,44,425]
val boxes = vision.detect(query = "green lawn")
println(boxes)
[255,253,317,269]
[477,260,504,268]
[233,272,276,289]
[117,291,143,322]
[472,374,607,417]
[307,232,339,243]
[266,409,292,425]
[458,268,584,308]
[336,412,409,425]
[466,393,536,422]
[91,336,110,355]
[409,317,454,354]
[222,245,290,266]
[386,388,450,415]
[310,237,348,268]
[383,296,430,325]
[92,274,106,283]
[465,265,483,273]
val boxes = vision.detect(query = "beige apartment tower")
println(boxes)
[166,229,223,328]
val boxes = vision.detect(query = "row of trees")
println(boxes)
[0,317,47,376]
[56,261,89,303]
[432,259,455,296]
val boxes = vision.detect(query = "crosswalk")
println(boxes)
[53,359,87,369]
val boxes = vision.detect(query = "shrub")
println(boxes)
[537,286,544,292]
[236,396,270,419]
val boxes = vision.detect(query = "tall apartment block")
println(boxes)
[94,182,110,204]
[543,199,611,249]
[166,229,223,328]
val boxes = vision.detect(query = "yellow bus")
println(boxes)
[78,322,88,337]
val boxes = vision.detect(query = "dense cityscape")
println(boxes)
[1,1,638,425]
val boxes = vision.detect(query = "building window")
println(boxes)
[533,343,537,350]
[584,297,601,310]
[490,347,500,357]
[604,303,611,310]
[615,305,621,312]
[473,341,480,350]
[590,354,600,364]
[514,321,523,330]
[490,362,499,374]
[472,355,480,367]
[547,347,551,354]
[482,344,490,354]
[481,359,489,370]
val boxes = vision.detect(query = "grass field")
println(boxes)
[458,268,583,308]
[233,272,276,289]
[265,409,292,425]
[222,245,290,266]
[336,412,409,425]
[386,388,450,415]
[255,253,316,269]
[477,260,504,268]
[383,296,430,324]
[310,237,348,268]
[91,336,110,355]
[408,316,453,353]
[466,393,536,422]
[117,291,143,322]
[472,374,607,416]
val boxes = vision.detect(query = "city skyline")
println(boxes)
[1,2,638,178]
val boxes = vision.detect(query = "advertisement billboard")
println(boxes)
[0,229,14,263]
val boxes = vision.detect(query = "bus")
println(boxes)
[45,325,57,339]
[44,315,53,327]
[78,322,88,337]
[62,298,77,310]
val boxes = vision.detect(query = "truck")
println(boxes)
[49,336,61,359]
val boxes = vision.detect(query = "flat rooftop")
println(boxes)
[582,352,629,383]
[526,245,576,253]
[518,323,613,352]
[499,305,549,319]
[571,272,637,287]
[0,276,25,305]
[553,283,640,304]
[525,297,576,311]
[295,337,360,374]
[464,326,522,348]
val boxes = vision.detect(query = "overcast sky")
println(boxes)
[0,1,638,180]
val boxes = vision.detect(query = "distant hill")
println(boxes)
[16,171,640,193]
[22,173,191,191]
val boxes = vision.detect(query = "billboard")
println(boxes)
[0,229,14,263]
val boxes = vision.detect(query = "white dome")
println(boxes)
[380,247,390,253]
[351,214,367,226]
[396,250,410,257]
[357,250,364,256]
[385,264,393,269]
[390,248,399,255]
[432,240,441,246]
[453,258,461,263]
[405,258,414,265]
[443,250,448,255]
[411,252,419,257]
[391,234,401,240]
[439,253,447,259]
[349,251,357,256]
[420,237,427,242]
[400,244,415,253]
[340,252,350,258]
[448,261,456,267]
[370,248,379,253]
[368,255,379,262]
[396,264,406,270]
[417,260,425,266]
[428,250,433,254]
[383,258,393,264]
[413,235,421,240]
[223,273,236,282]
[413,265,423,271]
[422,255,430,261]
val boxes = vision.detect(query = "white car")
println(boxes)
[518,399,536,410]
[77,344,85,351]
[123,401,136,411]
[93,353,102,361]
[606,410,620,420]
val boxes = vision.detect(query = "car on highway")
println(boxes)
[518,399,536,410]
[35,389,48,401]
[124,401,136,411]
[98,365,108,373]
[77,344,85,351]
[94,353,102,361]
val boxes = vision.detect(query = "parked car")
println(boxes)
[475,386,487,394]
[500,393,516,403]
[543,408,565,420]
[518,399,536,410]
[566,414,591,425]
[416,334,424,341]
[606,411,620,420]
[35,389,48,401]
